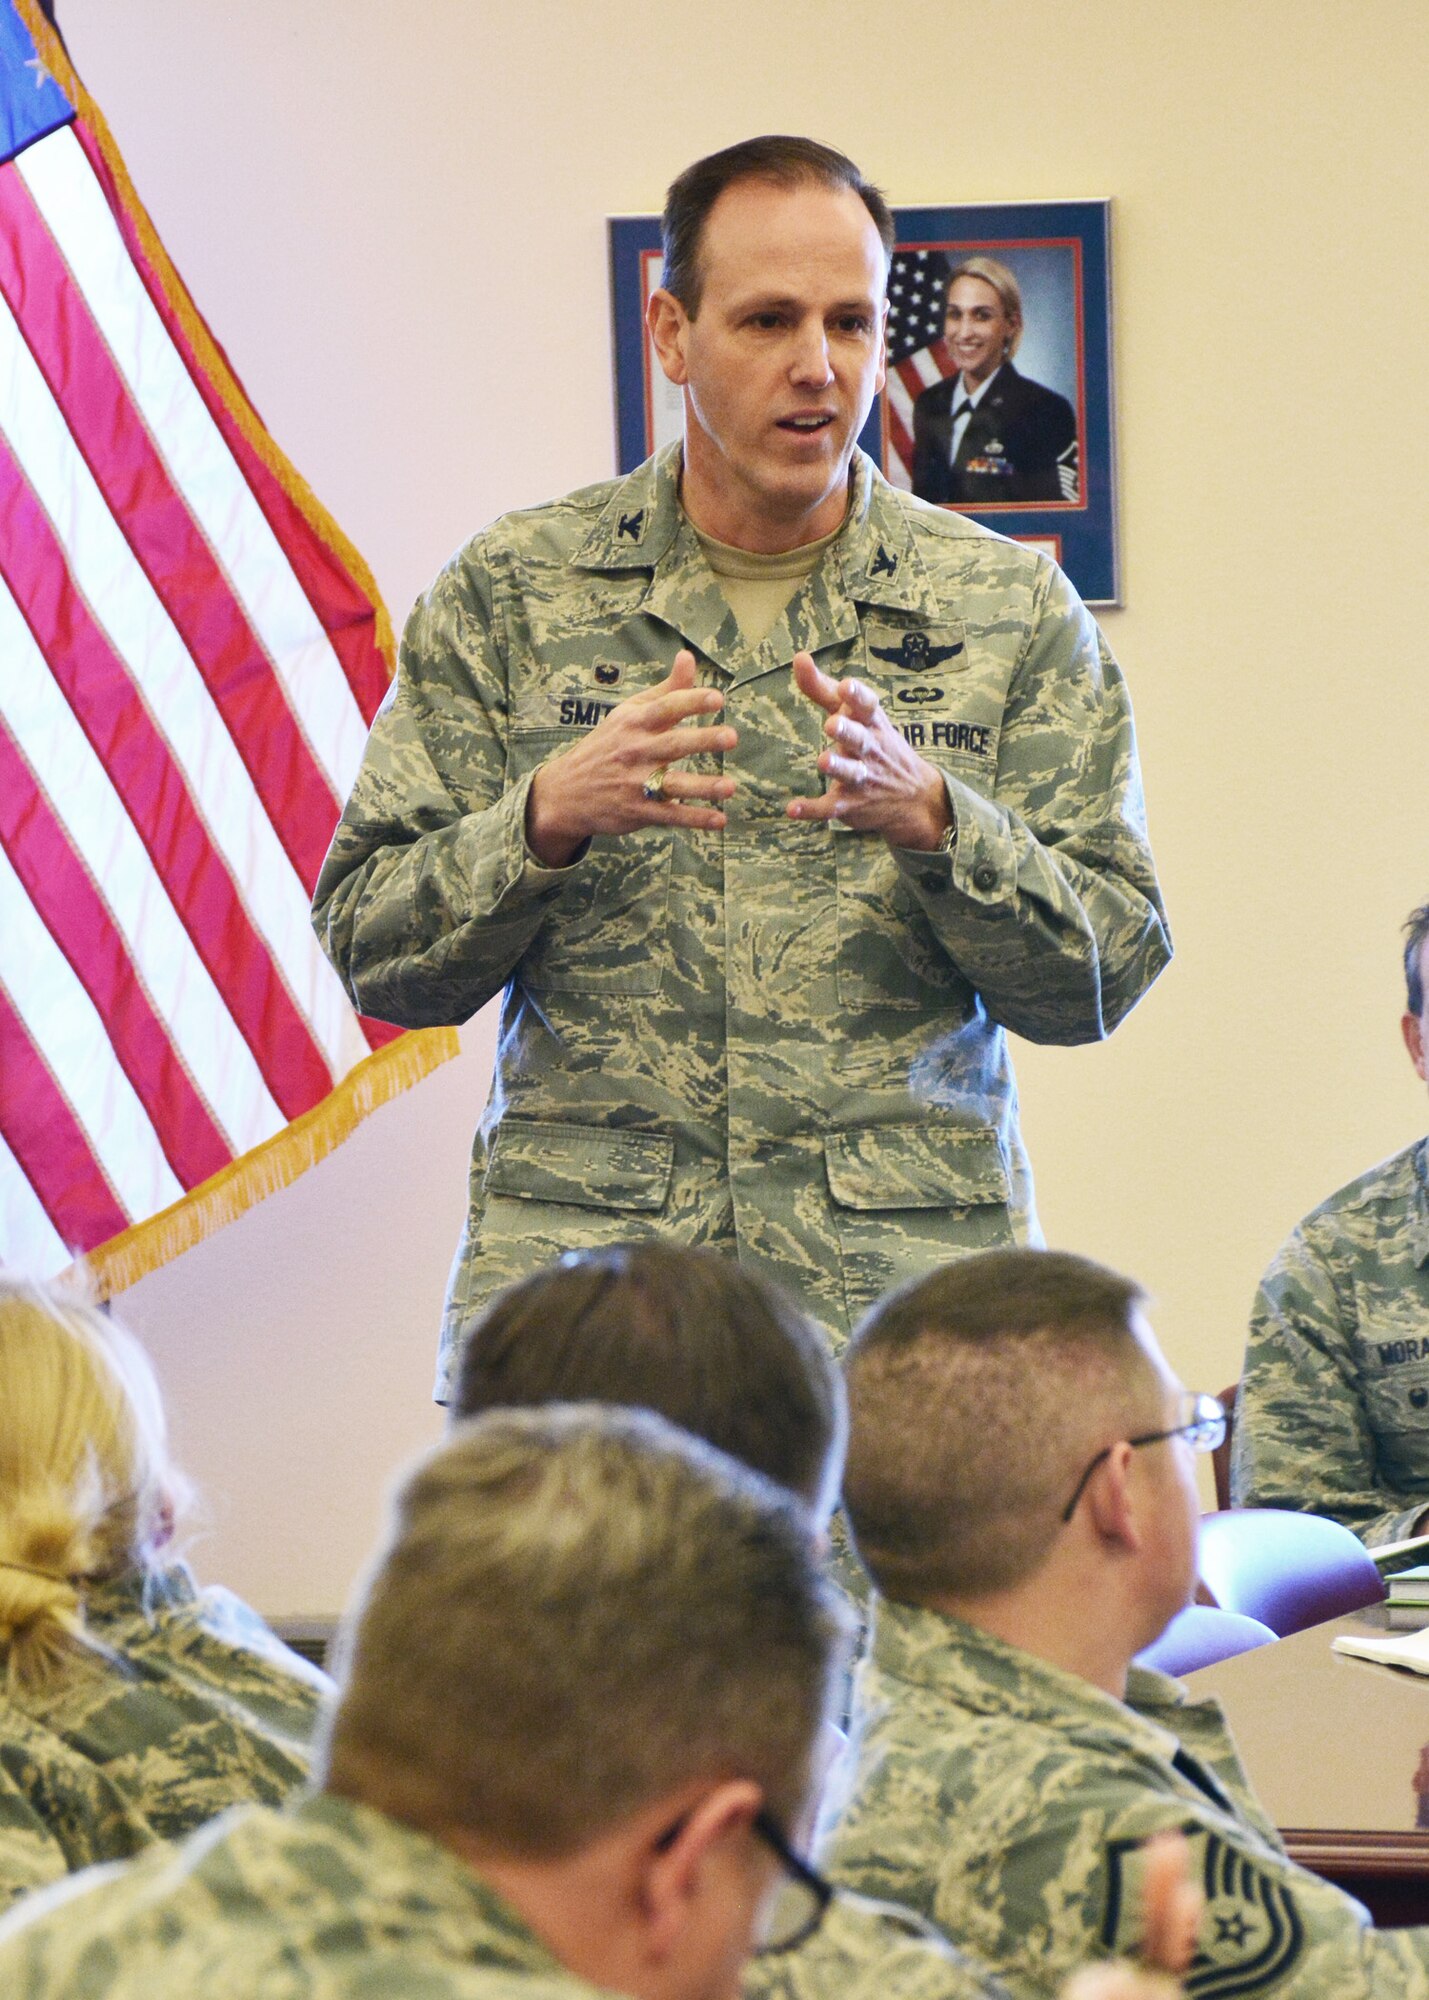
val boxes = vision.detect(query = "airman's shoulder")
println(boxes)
[1281,1138,1427,1255]
[441,474,629,579]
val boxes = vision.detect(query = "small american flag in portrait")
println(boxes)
[881,248,955,492]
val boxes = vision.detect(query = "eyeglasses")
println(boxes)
[750,1808,835,1955]
[1059,1390,1227,1524]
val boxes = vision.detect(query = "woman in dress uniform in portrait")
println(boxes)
[912,254,1079,507]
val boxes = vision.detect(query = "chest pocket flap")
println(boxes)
[484,1122,675,1212]
[824,1124,1009,1211]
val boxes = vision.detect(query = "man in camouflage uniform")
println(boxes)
[0,1407,1020,2000]
[1231,899,1429,1546]
[311,136,1170,1396]
[823,1247,1429,1998]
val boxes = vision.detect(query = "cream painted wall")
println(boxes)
[57,0,1429,1613]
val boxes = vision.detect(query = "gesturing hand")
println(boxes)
[526,651,737,868]
[1058,1831,1201,2000]
[785,653,951,852]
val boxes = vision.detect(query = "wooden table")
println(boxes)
[1188,1604,1429,1924]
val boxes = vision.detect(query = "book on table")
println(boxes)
[1387,1563,1429,1603]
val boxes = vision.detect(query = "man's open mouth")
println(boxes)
[778,414,834,432]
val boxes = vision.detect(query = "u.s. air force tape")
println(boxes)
[1103,1825,1305,1999]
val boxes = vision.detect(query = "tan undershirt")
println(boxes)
[692,520,841,645]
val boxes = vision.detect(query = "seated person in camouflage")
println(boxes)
[0,1277,328,1909]
[1232,898,1429,1546]
[822,1247,1429,1999]
[453,1245,1197,2000]
[0,1407,856,1999]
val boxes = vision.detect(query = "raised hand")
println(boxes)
[526,650,738,867]
[785,652,951,852]
[1058,1831,1201,2000]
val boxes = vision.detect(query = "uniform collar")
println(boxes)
[866,1596,1187,1768]
[572,445,687,572]
[1412,1136,1429,1269]
[574,448,940,610]
[84,1560,198,1623]
[572,446,943,677]
[292,1793,575,1975]
[832,452,945,620]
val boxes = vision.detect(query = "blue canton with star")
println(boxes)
[1,0,74,166]
[885,248,953,365]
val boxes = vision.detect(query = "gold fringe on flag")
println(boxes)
[14,1,464,1296]
[78,1028,461,1300]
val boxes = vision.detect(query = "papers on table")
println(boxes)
[1333,1623,1429,1675]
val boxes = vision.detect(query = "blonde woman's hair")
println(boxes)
[0,1275,178,1694]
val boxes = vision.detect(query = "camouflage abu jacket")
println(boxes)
[0,1562,328,1911]
[0,1786,1011,2000]
[0,1791,623,1998]
[749,1885,1014,2000]
[313,446,1169,1391]
[818,1597,1429,1999]
[1232,1136,1429,1546]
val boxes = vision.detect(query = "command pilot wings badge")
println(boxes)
[869,632,964,672]
[1103,1828,1305,1999]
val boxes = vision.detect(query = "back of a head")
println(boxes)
[321,1405,846,1853]
[450,1244,844,1511]
[0,1276,174,1693]
[843,1249,1157,1603]
[661,135,895,314]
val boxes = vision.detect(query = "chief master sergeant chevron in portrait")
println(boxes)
[311,134,1171,1395]
[1233,898,1429,1547]
[821,1247,1429,2000]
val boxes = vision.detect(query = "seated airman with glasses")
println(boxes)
[450,1245,1195,2000]
[0,1406,851,1999]
[0,1391,1184,2000]
[822,1245,1429,1999]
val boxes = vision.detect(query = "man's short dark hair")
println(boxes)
[451,1243,843,1508]
[844,1248,1155,1600]
[1405,901,1429,1015]
[661,135,895,315]
[322,1408,844,1851]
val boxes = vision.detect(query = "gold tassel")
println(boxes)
[77,1030,461,1299]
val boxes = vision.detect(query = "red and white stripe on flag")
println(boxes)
[883,337,955,492]
[0,1,456,1292]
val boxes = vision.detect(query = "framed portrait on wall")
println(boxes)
[608,197,1119,604]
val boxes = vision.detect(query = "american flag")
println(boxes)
[0,0,455,1292]
[882,248,954,491]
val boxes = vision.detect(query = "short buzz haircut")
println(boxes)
[450,1243,843,1510]
[1404,901,1429,1015]
[945,254,1024,360]
[843,1249,1157,1602]
[661,135,895,315]
[320,1407,846,1855]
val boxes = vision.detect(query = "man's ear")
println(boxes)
[637,1779,763,1962]
[1085,1441,1142,1554]
[1403,1011,1426,1083]
[647,288,691,388]
[874,296,889,395]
